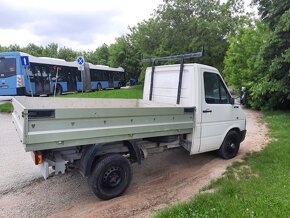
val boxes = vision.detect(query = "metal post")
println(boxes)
[142,49,204,103]
[54,67,59,97]
[149,61,155,101]
[177,59,184,104]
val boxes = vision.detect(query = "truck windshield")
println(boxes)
[0,58,16,78]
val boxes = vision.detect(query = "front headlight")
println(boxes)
[16,75,24,87]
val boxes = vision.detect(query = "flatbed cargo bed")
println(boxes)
[12,97,195,152]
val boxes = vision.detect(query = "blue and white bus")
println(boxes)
[0,51,126,96]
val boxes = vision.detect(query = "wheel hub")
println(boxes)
[103,166,122,187]
[226,141,236,154]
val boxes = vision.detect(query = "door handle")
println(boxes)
[203,109,212,113]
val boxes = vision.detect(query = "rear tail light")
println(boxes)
[31,151,43,165]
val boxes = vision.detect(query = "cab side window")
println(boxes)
[204,72,230,104]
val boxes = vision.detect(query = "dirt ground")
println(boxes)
[0,109,268,218]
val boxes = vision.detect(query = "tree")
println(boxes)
[108,36,127,68]
[6,44,22,52]
[253,0,290,30]
[223,21,269,92]
[0,45,7,52]
[85,44,109,65]
[25,43,44,56]
[43,43,58,58]
[108,36,142,81]
[58,47,80,61]
[130,0,248,81]
[250,0,290,109]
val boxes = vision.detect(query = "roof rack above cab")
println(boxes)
[141,47,204,104]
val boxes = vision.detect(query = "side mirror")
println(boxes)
[230,97,235,105]
[240,87,247,105]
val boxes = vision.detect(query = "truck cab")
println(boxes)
[143,63,246,157]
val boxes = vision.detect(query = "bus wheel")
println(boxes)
[218,131,240,159]
[114,82,121,89]
[88,154,132,200]
[54,84,62,95]
[97,83,102,91]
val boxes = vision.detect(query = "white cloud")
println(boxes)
[0,0,164,50]
[0,29,41,46]
[0,0,256,51]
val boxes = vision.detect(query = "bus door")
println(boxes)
[108,72,114,88]
[31,65,50,95]
[67,68,77,92]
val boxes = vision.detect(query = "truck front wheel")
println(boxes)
[88,154,132,200]
[218,131,240,159]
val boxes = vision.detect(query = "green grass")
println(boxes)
[156,111,290,218]
[0,86,142,113]
[0,102,13,113]
[62,85,143,99]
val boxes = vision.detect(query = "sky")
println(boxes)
[0,0,254,51]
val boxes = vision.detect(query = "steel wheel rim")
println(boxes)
[102,166,123,188]
[226,138,237,155]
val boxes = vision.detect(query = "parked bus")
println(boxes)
[0,51,125,96]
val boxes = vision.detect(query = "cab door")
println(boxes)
[200,71,234,152]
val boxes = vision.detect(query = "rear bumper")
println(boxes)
[240,130,247,142]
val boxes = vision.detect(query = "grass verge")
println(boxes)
[0,102,13,113]
[156,111,290,218]
[62,85,143,99]
[0,86,142,113]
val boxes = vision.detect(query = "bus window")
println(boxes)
[90,69,97,81]
[76,69,81,81]
[41,66,50,92]
[0,58,16,78]
[66,67,77,92]
[30,64,50,94]
[49,66,65,82]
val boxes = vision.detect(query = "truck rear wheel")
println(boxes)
[88,154,132,200]
[218,131,240,159]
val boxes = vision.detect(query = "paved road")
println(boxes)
[0,96,12,105]
[0,113,40,194]
[0,96,12,101]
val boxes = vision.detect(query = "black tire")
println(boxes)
[88,154,132,200]
[114,82,121,89]
[218,131,240,159]
[96,83,102,91]
[54,84,62,95]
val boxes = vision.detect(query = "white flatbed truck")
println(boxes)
[12,52,247,200]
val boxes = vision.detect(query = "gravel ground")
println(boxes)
[0,109,268,218]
